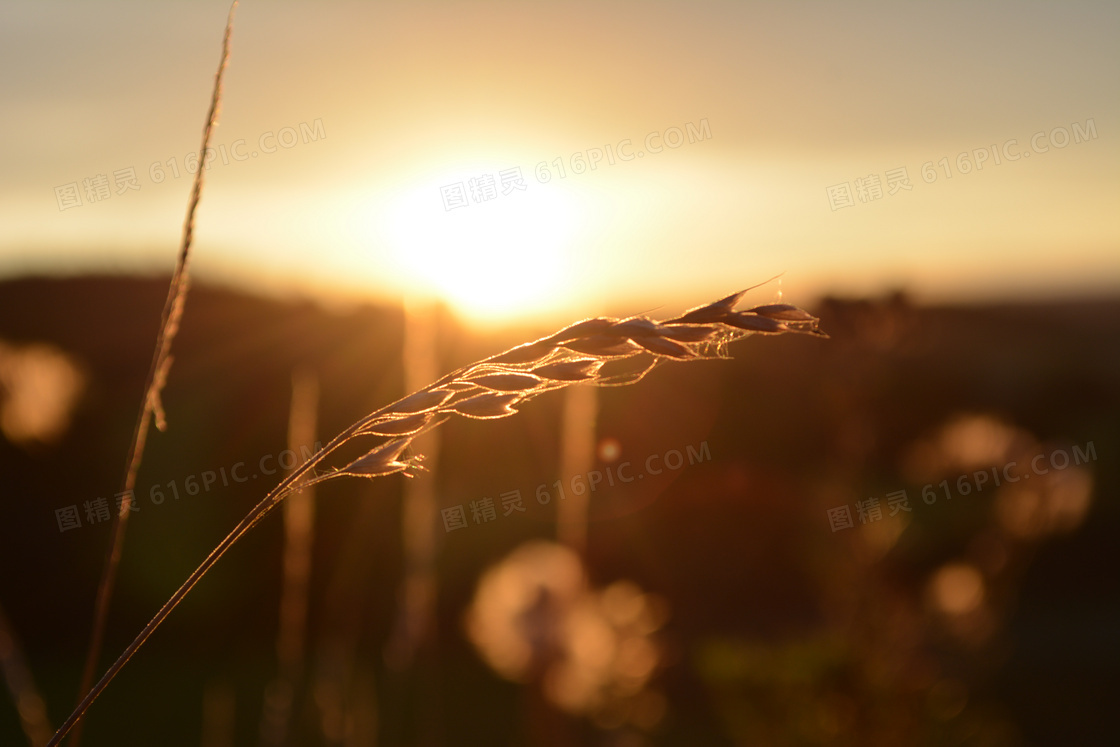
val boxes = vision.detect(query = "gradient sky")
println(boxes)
[1,1,1117,324]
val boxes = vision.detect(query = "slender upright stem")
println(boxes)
[259,371,319,746]
[68,5,236,746]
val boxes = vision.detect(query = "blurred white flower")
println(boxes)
[465,540,668,728]
[0,340,84,447]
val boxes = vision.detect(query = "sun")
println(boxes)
[372,170,585,323]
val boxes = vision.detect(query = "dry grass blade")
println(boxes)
[335,439,420,478]
[356,411,439,437]
[564,336,643,356]
[545,317,615,344]
[665,290,747,324]
[450,391,524,419]
[384,389,454,414]
[467,372,543,391]
[633,336,696,358]
[490,340,555,364]
[722,312,787,333]
[659,324,719,342]
[607,317,663,338]
[747,303,818,321]
[51,5,237,746]
[532,359,602,381]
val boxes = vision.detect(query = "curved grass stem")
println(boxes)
[48,422,351,746]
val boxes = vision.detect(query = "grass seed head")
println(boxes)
[449,391,522,419]
[667,288,749,324]
[357,411,436,436]
[467,373,542,391]
[658,324,719,342]
[339,439,416,477]
[608,317,664,338]
[747,303,817,321]
[386,389,454,414]
[563,336,642,357]
[722,313,786,333]
[547,318,616,344]
[634,336,695,359]
[531,359,603,381]
[490,340,555,364]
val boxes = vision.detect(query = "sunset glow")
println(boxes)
[1,1,1116,320]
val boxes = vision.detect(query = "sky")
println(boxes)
[1,1,1117,325]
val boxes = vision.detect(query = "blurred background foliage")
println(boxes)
[0,276,1116,746]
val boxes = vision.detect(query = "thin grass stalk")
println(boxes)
[557,385,597,552]
[68,5,237,746]
[260,371,318,746]
[47,425,343,747]
[384,302,441,671]
[384,302,444,746]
